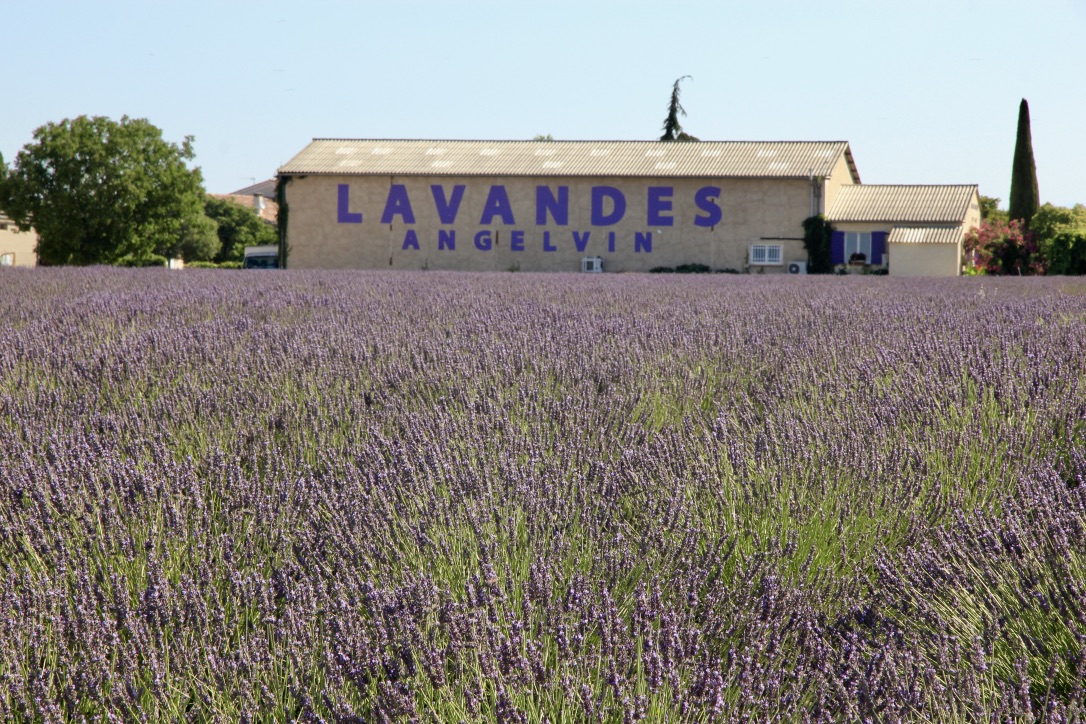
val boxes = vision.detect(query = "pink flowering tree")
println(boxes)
[963,218,1046,275]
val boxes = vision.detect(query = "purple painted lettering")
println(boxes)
[431,185,466,224]
[591,186,626,226]
[480,186,516,225]
[439,229,455,250]
[381,185,416,224]
[337,184,362,224]
[474,230,492,251]
[694,186,723,228]
[647,187,674,226]
[536,186,569,225]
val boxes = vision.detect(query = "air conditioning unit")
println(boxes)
[787,261,807,275]
[581,256,603,273]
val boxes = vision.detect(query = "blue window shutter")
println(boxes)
[871,232,887,265]
[831,231,845,265]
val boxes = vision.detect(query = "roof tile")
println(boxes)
[828,185,977,223]
[888,226,963,245]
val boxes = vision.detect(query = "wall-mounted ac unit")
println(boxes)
[787,261,807,275]
[581,256,603,273]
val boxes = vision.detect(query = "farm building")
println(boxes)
[276,139,979,276]
[0,212,37,267]
[827,184,980,276]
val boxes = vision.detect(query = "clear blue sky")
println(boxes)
[4,0,1084,207]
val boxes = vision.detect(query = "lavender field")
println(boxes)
[1,269,1085,722]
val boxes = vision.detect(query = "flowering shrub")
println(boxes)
[963,219,1046,275]
[1,270,1085,720]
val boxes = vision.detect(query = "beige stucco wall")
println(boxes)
[820,154,857,217]
[964,189,981,235]
[888,240,963,277]
[0,221,38,267]
[282,174,815,273]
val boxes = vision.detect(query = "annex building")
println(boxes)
[276,139,979,276]
[0,212,37,267]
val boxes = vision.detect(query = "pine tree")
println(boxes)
[1008,98,1040,228]
[660,76,699,142]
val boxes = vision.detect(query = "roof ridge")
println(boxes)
[308,138,851,145]
[839,183,977,189]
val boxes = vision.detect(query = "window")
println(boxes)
[831,231,886,266]
[749,244,782,265]
[844,232,872,262]
[0,253,13,267]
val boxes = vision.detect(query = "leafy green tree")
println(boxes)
[1008,99,1040,228]
[204,196,277,264]
[1029,203,1086,242]
[660,76,699,142]
[802,215,835,274]
[1042,229,1086,275]
[0,115,209,265]
[979,194,1009,224]
[1030,203,1086,275]
[160,212,220,262]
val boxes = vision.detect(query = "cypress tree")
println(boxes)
[1008,98,1039,228]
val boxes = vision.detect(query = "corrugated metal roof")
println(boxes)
[278,139,857,180]
[828,184,977,223]
[888,226,963,245]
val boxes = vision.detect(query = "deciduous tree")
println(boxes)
[1030,203,1086,275]
[1029,202,1086,242]
[204,196,277,264]
[979,194,1009,224]
[0,115,210,265]
[963,218,1045,275]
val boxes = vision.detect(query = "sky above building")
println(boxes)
[3,0,1084,207]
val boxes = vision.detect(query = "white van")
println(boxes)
[242,245,279,269]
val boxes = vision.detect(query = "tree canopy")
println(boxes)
[978,194,1007,222]
[1029,202,1086,242]
[204,196,278,264]
[660,76,699,142]
[1029,203,1086,276]
[0,115,209,265]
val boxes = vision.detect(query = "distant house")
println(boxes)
[827,185,980,276]
[213,179,279,225]
[0,212,37,267]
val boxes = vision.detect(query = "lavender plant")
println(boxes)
[0,269,1084,721]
